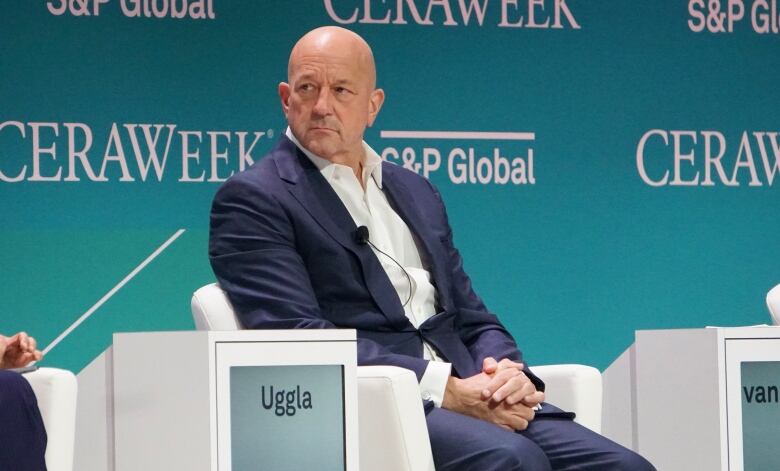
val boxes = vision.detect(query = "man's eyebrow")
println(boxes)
[331,78,356,87]
[293,73,356,88]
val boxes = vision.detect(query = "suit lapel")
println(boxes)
[273,137,410,329]
[382,165,453,313]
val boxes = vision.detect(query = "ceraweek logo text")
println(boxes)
[636,129,780,187]
[46,0,216,19]
[0,121,269,183]
[324,0,580,29]
[261,385,313,417]
[688,0,780,33]
[381,130,536,185]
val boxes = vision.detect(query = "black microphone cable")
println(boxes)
[354,225,414,308]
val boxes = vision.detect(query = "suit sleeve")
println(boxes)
[425,179,545,390]
[209,175,432,380]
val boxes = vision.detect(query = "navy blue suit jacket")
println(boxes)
[209,135,543,390]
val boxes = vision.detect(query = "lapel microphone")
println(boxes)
[354,226,370,245]
[353,225,413,308]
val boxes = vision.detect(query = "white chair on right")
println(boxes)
[768,283,780,325]
[531,364,602,433]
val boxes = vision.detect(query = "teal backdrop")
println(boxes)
[1,1,778,374]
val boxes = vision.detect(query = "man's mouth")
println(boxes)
[310,126,337,133]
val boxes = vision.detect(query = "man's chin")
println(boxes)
[303,139,338,160]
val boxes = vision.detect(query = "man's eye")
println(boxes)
[335,87,351,95]
[299,84,314,92]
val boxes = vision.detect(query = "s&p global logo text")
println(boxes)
[381,130,536,185]
[261,385,313,417]
[688,0,780,34]
[46,0,216,19]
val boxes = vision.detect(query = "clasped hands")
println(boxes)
[442,357,544,432]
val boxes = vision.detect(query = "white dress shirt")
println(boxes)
[286,128,452,406]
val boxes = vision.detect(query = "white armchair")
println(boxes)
[191,283,603,470]
[768,283,780,325]
[24,367,78,471]
[191,283,435,471]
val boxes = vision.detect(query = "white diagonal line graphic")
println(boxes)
[41,228,186,356]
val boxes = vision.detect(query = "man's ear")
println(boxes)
[279,82,291,117]
[367,88,385,127]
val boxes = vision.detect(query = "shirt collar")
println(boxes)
[286,127,383,188]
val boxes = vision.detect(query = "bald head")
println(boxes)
[288,26,377,90]
[279,26,385,168]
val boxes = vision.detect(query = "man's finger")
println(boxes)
[521,391,545,407]
[510,389,544,407]
[482,357,498,374]
[7,332,20,346]
[17,332,29,350]
[27,336,37,352]
[501,414,529,431]
[493,376,534,403]
[497,358,525,371]
[481,368,521,400]
[499,401,536,423]
[519,405,536,423]
[491,375,524,402]
[512,418,529,431]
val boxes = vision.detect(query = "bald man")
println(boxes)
[209,26,655,470]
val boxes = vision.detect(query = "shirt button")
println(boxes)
[422,392,432,401]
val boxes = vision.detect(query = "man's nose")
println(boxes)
[312,87,333,116]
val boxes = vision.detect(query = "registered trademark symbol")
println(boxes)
[267,128,274,138]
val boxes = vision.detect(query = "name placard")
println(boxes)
[740,361,780,470]
[230,365,345,471]
[725,336,780,471]
[212,332,358,471]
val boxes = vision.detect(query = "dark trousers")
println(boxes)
[0,370,47,471]
[427,404,656,471]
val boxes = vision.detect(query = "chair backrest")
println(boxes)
[768,284,780,325]
[25,367,78,471]
[191,283,242,331]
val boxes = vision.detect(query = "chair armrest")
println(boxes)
[191,283,241,331]
[24,367,78,471]
[357,366,435,471]
[530,364,602,433]
[768,283,780,325]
